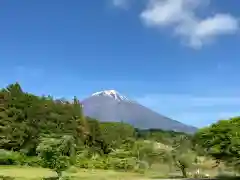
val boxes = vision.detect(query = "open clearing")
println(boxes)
[0,166,157,180]
[0,165,232,180]
[0,166,56,179]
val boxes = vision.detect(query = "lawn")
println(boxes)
[0,166,56,179]
[0,166,153,180]
[65,169,148,180]
[0,164,233,180]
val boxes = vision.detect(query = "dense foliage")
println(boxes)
[195,117,240,170]
[0,83,86,155]
[136,128,192,145]
[37,135,76,177]
[1,83,239,178]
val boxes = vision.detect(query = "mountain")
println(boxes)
[82,90,197,134]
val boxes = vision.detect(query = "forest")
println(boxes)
[1,83,240,179]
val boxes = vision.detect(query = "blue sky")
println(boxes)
[0,0,240,127]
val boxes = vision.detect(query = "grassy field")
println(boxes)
[0,164,235,180]
[0,166,155,180]
[0,164,186,180]
[0,166,56,179]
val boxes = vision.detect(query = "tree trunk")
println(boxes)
[56,171,62,179]
[181,167,187,178]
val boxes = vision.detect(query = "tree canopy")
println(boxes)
[195,117,240,169]
[0,83,87,155]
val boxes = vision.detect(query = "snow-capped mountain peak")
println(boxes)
[92,90,129,101]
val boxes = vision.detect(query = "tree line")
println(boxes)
[1,83,240,179]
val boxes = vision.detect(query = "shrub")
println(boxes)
[109,157,137,171]
[91,157,111,169]
[0,175,15,180]
[42,177,59,180]
[109,149,132,159]
[75,154,111,170]
[37,136,74,177]
[76,153,138,171]
[136,160,149,170]
[21,156,42,167]
[0,149,24,165]
[75,151,90,169]
[59,176,72,180]
[66,166,78,173]
[0,149,43,166]
[75,158,89,169]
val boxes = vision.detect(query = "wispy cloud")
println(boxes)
[111,0,132,9]
[140,0,239,48]
[135,93,240,127]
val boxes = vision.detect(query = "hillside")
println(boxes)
[82,90,197,133]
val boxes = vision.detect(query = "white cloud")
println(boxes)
[140,0,239,48]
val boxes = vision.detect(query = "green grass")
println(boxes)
[0,166,151,180]
[0,166,57,179]
[0,164,235,180]
[65,169,148,180]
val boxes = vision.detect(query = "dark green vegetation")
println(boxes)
[1,83,240,179]
[195,117,240,172]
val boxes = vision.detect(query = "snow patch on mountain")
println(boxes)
[92,90,130,102]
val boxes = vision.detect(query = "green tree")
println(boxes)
[0,83,87,155]
[136,128,189,145]
[100,121,135,149]
[37,135,75,178]
[131,140,159,167]
[171,135,195,178]
[84,117,111,155]
[195,117,240,169]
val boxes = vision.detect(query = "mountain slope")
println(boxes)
[82,90,197,133]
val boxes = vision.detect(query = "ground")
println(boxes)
[0,166,158,180]
[0,164,234,180]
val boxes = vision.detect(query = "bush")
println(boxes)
[0,149,24,165]
[76,153,138,171]
[136,160,149,170]
[75,152,90,169]
[21,156,42,167]
[66,166,78,173]
[109,157,137,171]
[109,149,132,159]
[75,158,89,169]
[42,177,59,180]
[75,154,111,170]
[59,176,72,180]
[37,136,74,177]
[0,175,15,180]
[0,149,42,166]
[92,158,111,170]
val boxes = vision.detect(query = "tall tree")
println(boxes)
[0,83,88,155]
[195,117,240,169]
